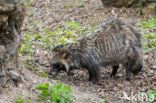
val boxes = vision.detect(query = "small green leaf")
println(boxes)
[52,92,59,101]
[63,86,72,93]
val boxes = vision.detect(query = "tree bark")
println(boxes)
[0,0,25,92]
[101,0,156,17]
[101,0,143,7]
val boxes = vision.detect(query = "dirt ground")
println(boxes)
[0,0,155,103]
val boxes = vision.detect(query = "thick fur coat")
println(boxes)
[50,18,143,83]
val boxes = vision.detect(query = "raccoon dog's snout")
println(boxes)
[50,62,66,75]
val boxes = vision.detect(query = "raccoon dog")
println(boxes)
[50,18,143,84]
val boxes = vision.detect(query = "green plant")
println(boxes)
[16,96,24,103]
[45,29,55,37]
[43,21,96,47]
[90,26,96,32]
[25,56,32,68]
[84,96,91,102]
[35,33,42,39]
[138,18,156,29]
[24,56,38,72]
[53,21,97,45]
[36,82,75,103]
[20,34,35,54]
[41,71,48,78]
[144,32,156,50]
[64,3,73,8]
[26,56,32,62]
[79,0,84,7]
[53,22,80,44]
[138,18,156,50]
[65,22,80,31]
[24,0,33,7]
[15,96,30,103]
[99,101,106,103]
[91,18,95,23]
[20,21,96,55]
[20,43,34,54]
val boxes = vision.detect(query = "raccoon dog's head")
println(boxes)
[131,59,143,75]
[50,44,71,75]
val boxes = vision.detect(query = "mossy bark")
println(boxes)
[0,0,25,92]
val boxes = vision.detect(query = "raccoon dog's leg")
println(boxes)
[124,58,136,81]
[110,65,119,77]
[131,46,143,75]
[88,64,100,84]
[131,58,143,75]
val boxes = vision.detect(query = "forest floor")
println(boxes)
[0,0,155,103]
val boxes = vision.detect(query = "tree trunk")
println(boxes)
[0,0,25,92]
[101,0,156,17]
[101,0,144,7]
